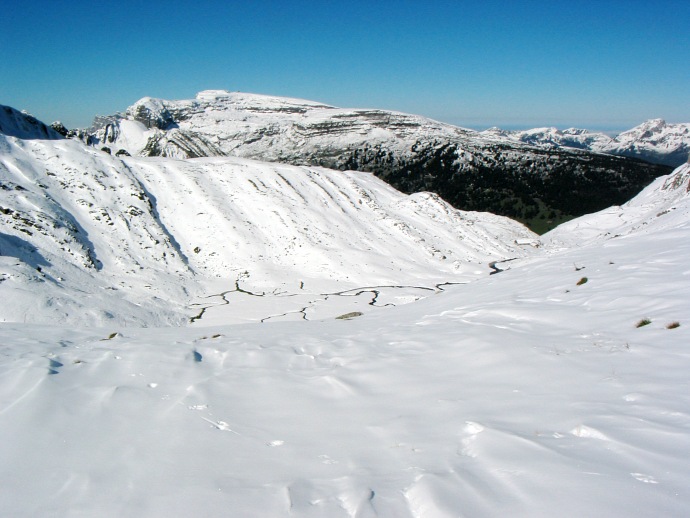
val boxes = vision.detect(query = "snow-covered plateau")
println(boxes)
[1,102,690,516]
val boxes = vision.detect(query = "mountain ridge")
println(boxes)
[491,118,690,167]
[71,90,673,233]
[0,104,536,326]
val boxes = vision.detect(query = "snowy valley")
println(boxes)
[0,104,535,326]
[1,98,690,517]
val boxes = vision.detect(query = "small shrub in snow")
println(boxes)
[666,322,681,329]
[576,277,588,285]
[636,318,652,328]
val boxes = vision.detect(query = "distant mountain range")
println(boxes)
[484,118,690,168]
[61,91,681,232]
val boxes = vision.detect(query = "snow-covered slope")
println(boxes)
[86,93,690,169]
[496,126,613,151]
[0,107,193,326]
[1,105,535,326]
[488,119,690,167]
[1,171,689,516]
[0,105,63,140]
[80,91,671,231]
[543,162,690,247]
[86,90,472,159]
[2,105,690,516]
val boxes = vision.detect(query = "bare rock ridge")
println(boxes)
[77,90,675,232]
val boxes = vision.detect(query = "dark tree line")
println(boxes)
[336,140,671,233]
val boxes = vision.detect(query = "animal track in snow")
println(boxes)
[47,358,63,375]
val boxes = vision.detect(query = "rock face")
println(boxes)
[79,91,672,232]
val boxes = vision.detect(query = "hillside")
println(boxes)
[1,140,689,516]
[0,104,535,326]
[75,90,672,232]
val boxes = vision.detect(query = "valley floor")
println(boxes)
[1,222,689,517]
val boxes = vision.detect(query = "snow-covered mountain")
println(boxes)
[77,90,672,231]
[2,122,690,517]
[486,118,690,168]
[0,104,536,326]
[602,119,690,167]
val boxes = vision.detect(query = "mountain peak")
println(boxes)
[125,97,175,130]
[195,89,234,100]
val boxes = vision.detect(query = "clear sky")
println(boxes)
[2,0,688,132]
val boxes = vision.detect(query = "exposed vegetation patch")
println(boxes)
[340,141,671,233]
[336,311,363,320]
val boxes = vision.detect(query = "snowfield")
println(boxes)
[1,103,690,516]
[2,211,689,517]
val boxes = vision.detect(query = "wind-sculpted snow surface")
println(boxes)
[1,207,689,516]
[1,107,536,325]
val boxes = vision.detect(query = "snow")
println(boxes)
[543,163,690,248]
[2,105,690,516]
[85,92,690,169]
[2,214,690,516]
[84,91,477,162]
[114,119,155,154]
[489,120,690,167]
[0,116,536,326]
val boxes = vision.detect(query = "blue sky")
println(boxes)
[2,0,688,131]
